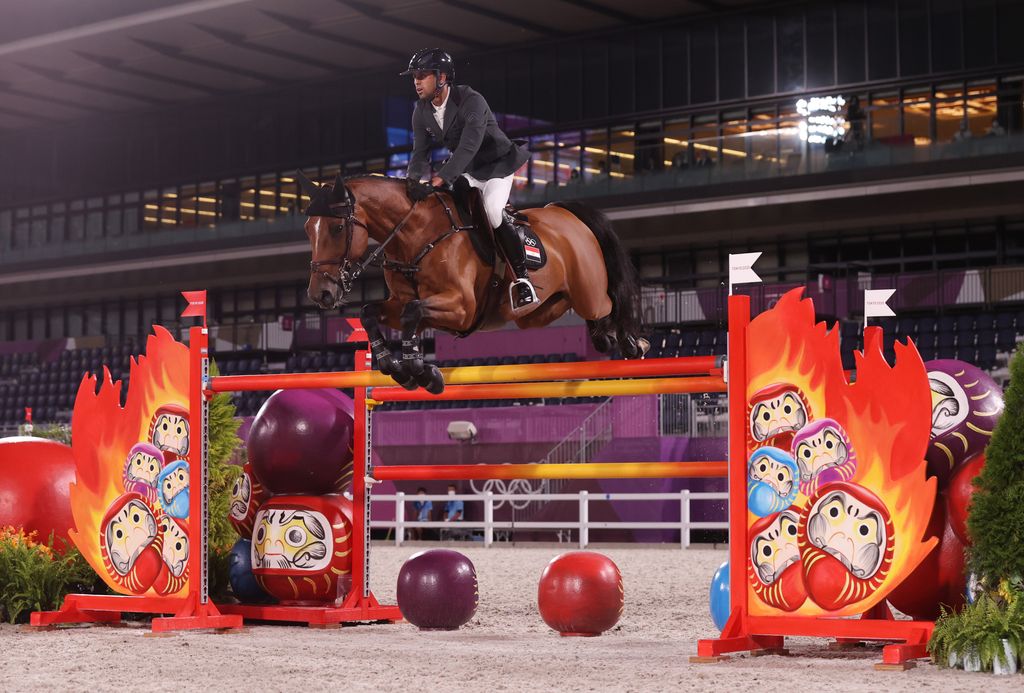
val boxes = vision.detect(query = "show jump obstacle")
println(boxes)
[33,288,938,667]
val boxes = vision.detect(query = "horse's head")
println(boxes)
[299,172,370,309]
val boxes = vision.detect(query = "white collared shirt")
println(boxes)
[432,86,450,130]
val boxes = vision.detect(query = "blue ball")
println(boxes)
[228,538,274,603]
[709,560,730,632]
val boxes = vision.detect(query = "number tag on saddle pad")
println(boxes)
[521,226,546,270]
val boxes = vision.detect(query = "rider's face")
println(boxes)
[413,71,441,100]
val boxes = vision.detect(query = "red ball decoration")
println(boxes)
[537,551,623,636]
[0,437,75,548]
[886,500,966,620]
[946,453,985,546]
[248,389,355,495]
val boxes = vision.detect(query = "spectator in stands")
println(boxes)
[442,483,464,539]
[671,151,689,171]
[953,122,973,142]
[410,487,432,540]
[986,119,1006,137]
[845,95,865,151]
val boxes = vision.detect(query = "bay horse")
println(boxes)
[300,173,646,393]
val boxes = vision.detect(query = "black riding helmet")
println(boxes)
[400,48,456,83]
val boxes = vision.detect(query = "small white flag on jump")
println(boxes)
[728,252,762,294]
[864,289,896,327]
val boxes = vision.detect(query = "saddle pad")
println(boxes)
[521,224,546,270]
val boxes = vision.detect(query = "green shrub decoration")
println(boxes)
[0,528,108,624]
[967,345,1024,584]
[930,593,1024,670]
[207,359,243,552]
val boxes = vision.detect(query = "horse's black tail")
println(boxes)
[551,201,645,355]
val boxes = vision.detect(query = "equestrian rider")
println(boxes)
[402,48,537,311]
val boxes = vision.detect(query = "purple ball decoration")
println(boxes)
[397,549,478,631]
[248,389,355,495]
[924,360,1004,488]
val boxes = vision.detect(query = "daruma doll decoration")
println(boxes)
[250,494,353,605]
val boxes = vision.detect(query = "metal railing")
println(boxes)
[659,393,728,437]
[371,490,729,549]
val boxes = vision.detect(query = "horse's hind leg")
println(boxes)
[586,317,617,354]
[400,300,445,395]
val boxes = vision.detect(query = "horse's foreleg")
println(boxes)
[361,303,414,388]
[400,300,445,395]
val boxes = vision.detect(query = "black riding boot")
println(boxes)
[495,217,537,310]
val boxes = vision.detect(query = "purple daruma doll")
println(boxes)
[122,443,165,504]
[791,418,857,498]
[924,360,1004,488]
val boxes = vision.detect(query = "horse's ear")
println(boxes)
[296,170,320,198]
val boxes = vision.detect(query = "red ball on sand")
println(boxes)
[537,551,623,636]
[0,437,75,547]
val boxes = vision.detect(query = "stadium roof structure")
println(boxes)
[0,0,765,131]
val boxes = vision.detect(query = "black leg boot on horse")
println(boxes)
[399,300,445,394]
[495,216,538,311]
[361,303,415,389]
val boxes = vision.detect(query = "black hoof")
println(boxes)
[418,364,445,395]
[389,366,416,390]
[591,332,613,353]
[378,354,401,376]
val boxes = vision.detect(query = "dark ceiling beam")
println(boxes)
[133,37,289,86]
[688,0,724,10]
[17,63,171,106]
[0,103,58,125]
[261,10,407,61]
[0,80,108,113]
[555,0,640,23]
[339,0,487,51]
[436,0,556,37]
[192,24,346,73]
[74,50,223,97]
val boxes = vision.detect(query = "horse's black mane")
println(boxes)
[335,174,433,203]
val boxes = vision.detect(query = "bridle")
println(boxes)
[309,182,474,306]
[308,199,372,298]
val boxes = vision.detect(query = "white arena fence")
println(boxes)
[369,491,729,549]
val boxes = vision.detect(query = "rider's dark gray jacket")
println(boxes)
[408,85,530,185]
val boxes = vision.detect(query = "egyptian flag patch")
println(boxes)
[522,227,547,269]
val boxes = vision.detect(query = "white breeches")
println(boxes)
[462,172,514,229]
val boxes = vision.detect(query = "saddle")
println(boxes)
[407,177,546,270]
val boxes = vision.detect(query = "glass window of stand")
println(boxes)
[870,91,901,142]
[557,130,583,185]
[934,82,966,143]
[581,127,610,180]
[692,115,719,167]
[239,176,257,221]
[902,86,933,144]
[178,184,199,228]
[720,111,747,167]
[966,80,999,136]
[197,182,217,227]
[748,107,780,168]
[608,126,635,177]
[529,133,556,188]
[663,118,692,170]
